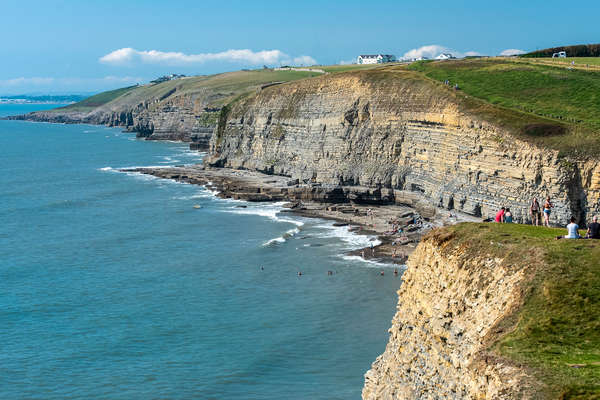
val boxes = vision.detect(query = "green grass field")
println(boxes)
[57,69,324,113]
[539,57,600,66]
[406,59,600,157]
[445,223,600,399]
[58,85,139,111]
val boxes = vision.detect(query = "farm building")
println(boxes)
[357,54,397,64]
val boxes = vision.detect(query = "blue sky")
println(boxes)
[1,0,598,94]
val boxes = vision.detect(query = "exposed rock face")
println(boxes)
[207,71,600,225]
[362,234,535,399]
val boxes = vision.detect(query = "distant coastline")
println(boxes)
[0,94,87,105]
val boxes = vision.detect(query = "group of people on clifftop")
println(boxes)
[494,195,600,239]
[495,196,554,227]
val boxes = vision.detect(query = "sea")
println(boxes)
[0,104,401,400]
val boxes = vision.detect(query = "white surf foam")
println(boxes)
[224,203,305,227]
[261,227,301,247]
[341,255,405,269]
[313,223,380,250]
[262,236,286,246]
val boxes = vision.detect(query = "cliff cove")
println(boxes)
[5,57,600,398]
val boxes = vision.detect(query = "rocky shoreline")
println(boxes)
[122,164,479,265]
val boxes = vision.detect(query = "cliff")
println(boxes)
[363,223,600,399]
[206,64,600,225]
[6,69,322,149]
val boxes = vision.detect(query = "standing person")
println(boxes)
[586,216,600,239]
[530,198,541,226]
[504,208,513,223]
[543,197,553,227]
[495,207,505,223]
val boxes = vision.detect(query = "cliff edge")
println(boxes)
[363,223,600,399]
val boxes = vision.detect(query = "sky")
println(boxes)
[1,0,598,94]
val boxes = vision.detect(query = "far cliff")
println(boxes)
[4,65,373,149]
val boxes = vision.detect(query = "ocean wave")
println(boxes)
[262,236,286,246]
[262,227,301,246]
[224,203,304,227]
[341,255,405,269]
[97,166,187,184]
[313,223,380,250]
[98,165,173,172]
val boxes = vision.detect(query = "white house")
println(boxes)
[357,54,397,64]
[552,51,567,58]
[435,53,455,60]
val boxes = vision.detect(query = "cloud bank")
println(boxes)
[100,48,316,66]
[500,48,526,56]
[402,45,483,60]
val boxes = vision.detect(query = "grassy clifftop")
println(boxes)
[406,59,600,157]
[440,223,600,398]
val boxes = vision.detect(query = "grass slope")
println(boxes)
[441,223,600,399]
[534,57,600,67]
[59,85,138,111]
[406,59,600,157]
[56,69,328,114]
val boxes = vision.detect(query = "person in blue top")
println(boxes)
[504,208,513,223]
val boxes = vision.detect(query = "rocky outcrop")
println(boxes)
[206,70,600,225]
[362,231,536,399]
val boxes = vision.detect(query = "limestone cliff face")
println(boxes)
[362,233,534,399]
[207,70,600,225]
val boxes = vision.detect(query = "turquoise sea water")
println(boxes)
[0,104,401,399]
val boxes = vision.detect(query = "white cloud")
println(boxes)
[292,55,317,66]
[402,45,484,60]
[500,48,525,56]
[100,47,316,67]
[403,45,450,60]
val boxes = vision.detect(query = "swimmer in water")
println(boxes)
[380,270,385,276]
[298,271,302,276]
[327,270,333,276]
[394,269,398,276]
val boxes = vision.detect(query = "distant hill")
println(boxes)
[522,43,600,58]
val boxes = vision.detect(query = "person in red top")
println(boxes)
[495,207,505,223]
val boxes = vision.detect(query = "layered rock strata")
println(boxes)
[362,232,535,399]
[206,70,600,225]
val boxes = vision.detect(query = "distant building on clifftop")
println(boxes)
[435,53,456,60]
[357,54,397,64]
